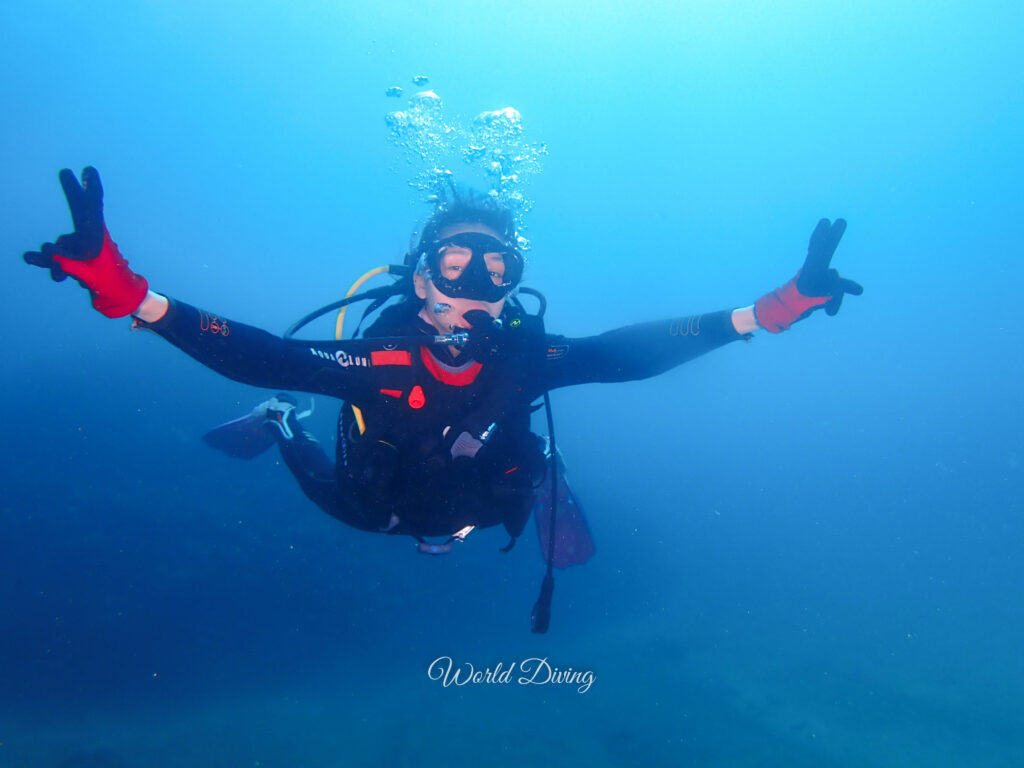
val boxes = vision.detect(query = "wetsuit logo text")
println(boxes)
[199,311,230,337]
[308,347,369,368]
[336,350,368,367]
[669,315,701,337]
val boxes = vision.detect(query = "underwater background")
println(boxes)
[1,0,1021,765]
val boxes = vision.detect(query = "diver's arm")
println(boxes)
[541,309,747,390]
[135,295,374,398]
[539,218,863,390]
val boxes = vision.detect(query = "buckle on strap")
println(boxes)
[415,525,475,555]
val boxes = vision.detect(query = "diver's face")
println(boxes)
[414,222,509,337]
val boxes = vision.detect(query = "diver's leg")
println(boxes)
[271,399,389,533]
[268,397,340,513]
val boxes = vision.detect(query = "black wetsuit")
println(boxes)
[142,297,745,543]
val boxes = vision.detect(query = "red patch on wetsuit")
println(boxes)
[379,388,403,398]
[371,350,412,366]
[419,347,483,386]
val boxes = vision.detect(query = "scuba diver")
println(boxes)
[22,167,863,631]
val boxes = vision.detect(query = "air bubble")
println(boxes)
[385,83,546,244]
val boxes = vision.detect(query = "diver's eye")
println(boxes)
[484,253,506,285]
[438,246,472,279]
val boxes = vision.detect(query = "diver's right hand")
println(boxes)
[460,309,506,361]
[23,167,149,318]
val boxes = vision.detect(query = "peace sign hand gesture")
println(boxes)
[23,167,149,318]
[754,218,863,333]
[796,218,864,316]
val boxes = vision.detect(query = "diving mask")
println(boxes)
[421,232,522,303]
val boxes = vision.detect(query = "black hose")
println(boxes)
[530,391,558,633]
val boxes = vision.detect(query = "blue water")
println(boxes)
[2,1,1022,765]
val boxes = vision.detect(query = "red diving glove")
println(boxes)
[23,167,148,318]
[754,218,863,333]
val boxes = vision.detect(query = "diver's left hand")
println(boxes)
[754,218,863,333]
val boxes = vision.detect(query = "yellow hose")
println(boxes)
[335,265,391,340]
[337,265,391,435]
